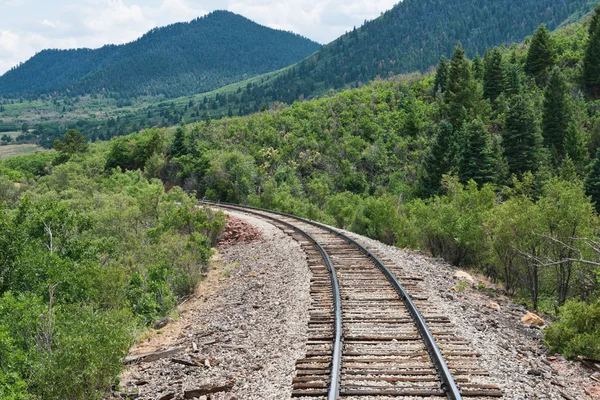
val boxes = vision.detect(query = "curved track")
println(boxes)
[204,202,503,399]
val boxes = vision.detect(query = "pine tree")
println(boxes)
[472,53,484,81]
[421,120,456,196]
[585,148,600,212]
[542,67,571,160]
[171,124,187,157]
[504,64,522,96]
[434,57,449,94]
[503,94,543,176]
[445,43,484,128]
[483,48,504,101]
[564,121,588,173]
[459,119,500,186]
[584,5,600,98]
[524,24,555,85]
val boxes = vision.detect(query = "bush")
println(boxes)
[29,306,136,400]
[400,178,496,266]
[544,300,600,359]
[126,265,175,325]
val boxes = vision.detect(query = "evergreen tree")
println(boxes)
[524,24,555,85]
[421,120,456,196]
[503,94,543,176]
[171,124,187,157]
[542,67,571,160]
[504,64,522,96]
[459,119,500,186]
[445,43,484,128]
[473,53,484,81]
[53,129,89,155]
[434,57,449,94]
[584,5,600,98]
[483,48,504,101]
[564,121,588,173]
[585,148,600,212]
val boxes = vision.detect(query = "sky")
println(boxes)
[0,0,398,75]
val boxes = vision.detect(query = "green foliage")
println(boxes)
[503,93,543,176]
[434,57,449,93]
[585,149,600,212]
[525,24,556,84]
[53,129,89,156]
[0,11,320,99]
[544,300,600,359]
[458,119,501,187]
[483,48,505,101]
[400,178,496,267]
[0,144,223,398]
[421,120,456,196]
[584,5,600,97]
[171,125,188,158]
[445,44,485,127]
[542,67,571,160]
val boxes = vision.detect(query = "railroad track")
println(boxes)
[203,202,503,400]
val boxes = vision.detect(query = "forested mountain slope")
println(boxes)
[212,0,599,108]
[0,11,320,98]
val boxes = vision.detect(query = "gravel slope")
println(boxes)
[118,212,310,399]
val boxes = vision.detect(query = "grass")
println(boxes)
[0,144,44,159]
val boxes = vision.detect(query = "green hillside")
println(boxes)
[0,11,320,99]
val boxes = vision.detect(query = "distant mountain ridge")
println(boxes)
[225,0,600,108]
[0,11,321,98]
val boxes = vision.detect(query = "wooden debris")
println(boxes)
[113,392,139,399]
[183,380,235,398]
[157,393,175,400]
[123,347,184,365]
[171,358,200,367]
[579,356,600,372]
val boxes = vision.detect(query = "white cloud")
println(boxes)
[41,19,57,28]
[0,0,399,74]
[0,31,20,54]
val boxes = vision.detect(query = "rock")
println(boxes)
[521,312,546,327]
[486,302,501,311]
[153,317,174,330]
[527,369,543,376]
[157,393,175,400]
[454,270,475,284]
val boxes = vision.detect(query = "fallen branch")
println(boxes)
[123,347,183,365]
[183,380,235,398]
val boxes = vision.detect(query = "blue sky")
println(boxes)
[0,0,398,74]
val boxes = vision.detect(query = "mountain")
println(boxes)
[212,0,599,108]
[0,11,321,99]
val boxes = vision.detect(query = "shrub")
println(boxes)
[544,300,600,359]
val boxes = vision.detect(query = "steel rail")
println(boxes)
[203,201,463,400]
[201,201,343,399]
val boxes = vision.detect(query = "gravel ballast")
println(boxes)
[118,211,310,399]
[119,211,599,400]
[340,229,600,400]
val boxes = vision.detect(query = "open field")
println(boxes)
[0,144,44,159]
